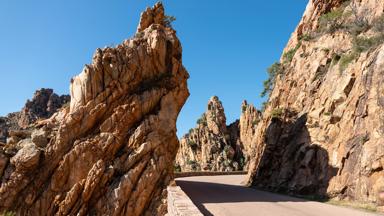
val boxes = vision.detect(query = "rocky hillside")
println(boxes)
[0,88,69,144]
[0,3,189,215]
[175,97,261,172]
[247,0,384,205]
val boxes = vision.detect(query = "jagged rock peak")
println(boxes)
[239,101,261,169]
[206,96,227,135]
[18,88,70,128]
[241,100,259,115]
[240,100,261,126]
[0,3,189,216]
[0,88,69,144]
[175,97,263,172]
[137,2,165,32]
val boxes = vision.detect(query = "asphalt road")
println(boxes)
[176,175,381,216]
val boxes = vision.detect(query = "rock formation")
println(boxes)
[18,88,70,129]
[247,0,384,205]
[0,88,69,144]
[239,101,262,170]
[175,97,260,172]
[0,2,189,215]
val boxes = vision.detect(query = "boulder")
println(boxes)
[31,128,48,148]
[10,141,40,171]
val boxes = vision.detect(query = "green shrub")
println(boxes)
[339,52,358,71]
[223,145,231,154]
[352,35,384,53]
[317,2,372,35]
[344,2,370,36]
[163,15,176,28]
[345,21,369,36]
[299,34,313,41]
[196,114,207,126]
[187,140,198,150]
[174,164,181,172]
[283,42,301,63]
[223,159,230,167]
[261,78,272,98]
[188,128,194,134]
[373,14,384,32]
[260,62,284,98]
[0,212,15,216]
[186,159,199,171]
[319,8,345,33]
[186,159,196,165]
[242,104,247,113]
[135,31,145,38]
[338,34,384,71]
[271,108,284,119]
[239,157,245,168]
[252,119,260,126]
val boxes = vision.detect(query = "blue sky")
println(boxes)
[0,0,308,136]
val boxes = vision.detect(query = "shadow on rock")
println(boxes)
[251,111,338,200]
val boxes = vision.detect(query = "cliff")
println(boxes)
[247,0,384,205]
[175,97,261,172]
[0,3,189,215]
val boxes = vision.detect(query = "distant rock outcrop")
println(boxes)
[0,88,69,144]
[0,2,189,215]
[18,88,70,129]
[175,97,261,172]
[247,0,384,205]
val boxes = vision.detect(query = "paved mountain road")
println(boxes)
[176,175,380,216]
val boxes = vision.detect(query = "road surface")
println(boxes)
[176,175,380,216]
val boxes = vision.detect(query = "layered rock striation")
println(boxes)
[247,0,384,205]
[0,2,189,215]
[176,97,260,172]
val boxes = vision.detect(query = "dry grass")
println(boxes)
[0,212,16,216]
[325,199,379,213]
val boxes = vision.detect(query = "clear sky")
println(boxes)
[0,0,308,136]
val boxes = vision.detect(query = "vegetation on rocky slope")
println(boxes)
[250,0,384,207]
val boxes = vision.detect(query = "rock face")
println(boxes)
[0,2,189,216]
[239,101,262,170]
[247,0,384,205]
[0,88,69,144]
[175,97,260,172]
[18,88,70,129]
